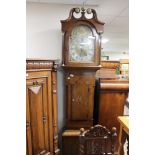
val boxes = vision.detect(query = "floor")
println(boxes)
[124,139,128,155]
[123,100,129,155]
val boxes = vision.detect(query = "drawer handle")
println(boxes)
[26,122,30,128]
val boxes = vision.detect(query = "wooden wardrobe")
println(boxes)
[26,59,59,155]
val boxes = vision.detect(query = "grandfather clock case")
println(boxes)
[61,8,104,129]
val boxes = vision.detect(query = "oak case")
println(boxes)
[61,8,104,129]
[26,59,59,155]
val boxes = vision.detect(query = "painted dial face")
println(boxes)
[69,25,95,63]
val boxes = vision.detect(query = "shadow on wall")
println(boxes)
[57,68,66,155]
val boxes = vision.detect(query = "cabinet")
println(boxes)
[98,80,129,130]
[95,61,129,150]
[26,59,59,155]
[98,79,129,149]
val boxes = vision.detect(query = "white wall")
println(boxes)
[103,51,129,60]
[27,2,64,59]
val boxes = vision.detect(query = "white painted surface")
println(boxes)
[26,3,70,59]
[27,1,129,59]
[27,0,101,6]
[103,51,129,60]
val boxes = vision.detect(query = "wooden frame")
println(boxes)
[26,59,60,155]
[61,8,104,67]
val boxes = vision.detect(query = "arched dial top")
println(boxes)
[61,8,104,67]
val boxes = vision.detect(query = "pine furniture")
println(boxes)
[26,59,59,155]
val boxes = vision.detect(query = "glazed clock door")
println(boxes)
[66,72,95,128]
[26,77,52,155]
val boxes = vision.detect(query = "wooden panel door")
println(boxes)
[26,77,52,155]
[26,86,32,155]
[66,72,95,129]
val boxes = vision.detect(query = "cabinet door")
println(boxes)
[26,77,50,155]
[66,72,95,128]
[26,87,32,155]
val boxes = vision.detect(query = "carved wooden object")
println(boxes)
[26,59,59,155]
[79,125,117,155]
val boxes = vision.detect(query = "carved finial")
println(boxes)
[87,8,92,14]
[81,7,86,12]
[111,127,117,133]
[75,7,80,13]
[111,127,117,137]
[90,126,94,130]
[80,128,85,134]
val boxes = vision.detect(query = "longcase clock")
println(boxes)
[61,7,104,129]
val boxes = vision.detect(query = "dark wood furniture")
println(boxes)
[61,7,104,129]
[61,7,104,155]
[79,125,117,155]
[61,8,104,67]
[98,79,129,148]
[64,69,98,129]
[96,60,120,79]
[62,130,81,155]
[95,61,129,150]
[26,59,60,155]
[96,61,129,130]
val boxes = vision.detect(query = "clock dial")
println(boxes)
[69,25,95,63]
